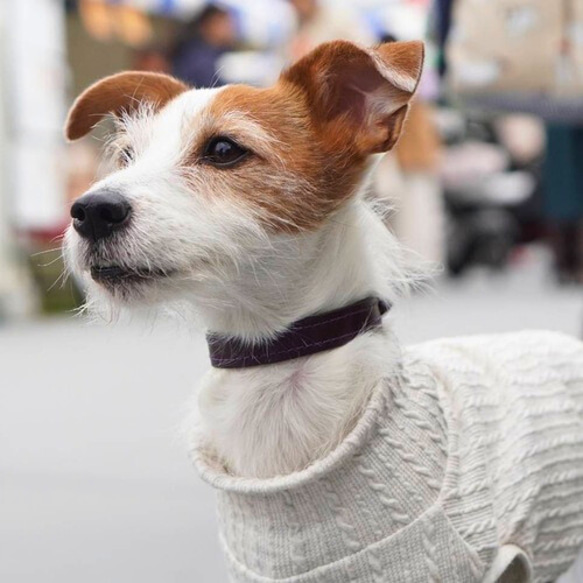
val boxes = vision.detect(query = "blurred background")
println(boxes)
[1,0,583,581]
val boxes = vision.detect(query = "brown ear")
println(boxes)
[65,71,188,141]
[281,40,424,154]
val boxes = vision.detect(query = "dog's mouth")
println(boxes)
[90,265,172,284]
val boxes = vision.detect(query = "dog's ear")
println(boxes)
[65,72,187,141]
[281,40,424,155]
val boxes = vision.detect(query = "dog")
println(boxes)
[65,40,583,582]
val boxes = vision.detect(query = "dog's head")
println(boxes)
[65,40,423,322]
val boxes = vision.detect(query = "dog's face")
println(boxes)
[64,40,423,311]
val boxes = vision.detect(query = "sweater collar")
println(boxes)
[206,296,390,369]
[191,366,451,581]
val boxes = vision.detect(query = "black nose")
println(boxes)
[70,190,131,241]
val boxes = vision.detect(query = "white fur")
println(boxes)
[65,85,420,478]
[196,330,400,478]
[191,198,412,477]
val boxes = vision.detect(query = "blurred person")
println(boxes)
[170,4,236,88]
[391,102,443,264]
[375,26,444,265]
[206,0,297,87]
[374,99,443,265]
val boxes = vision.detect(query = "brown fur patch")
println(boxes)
[196,40,424,232]
[203,83,367,232]
[65,71,187,141]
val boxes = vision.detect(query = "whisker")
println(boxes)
[37,255,64,268]
[30,247,64,258]
[47,269,69,293]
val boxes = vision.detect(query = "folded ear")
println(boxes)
[65,71,187,141]
[282,40,424,155]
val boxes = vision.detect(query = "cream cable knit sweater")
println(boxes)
[193,331,583,582]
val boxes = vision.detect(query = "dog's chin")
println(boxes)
[85,264,179,303]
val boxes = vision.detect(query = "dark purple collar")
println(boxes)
[207,296,390,369]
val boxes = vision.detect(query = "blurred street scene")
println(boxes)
[1,0,583,581]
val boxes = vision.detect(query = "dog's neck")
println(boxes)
[193,201,403,478]
[195,202,384,341]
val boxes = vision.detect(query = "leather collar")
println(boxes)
[207,296,390,369]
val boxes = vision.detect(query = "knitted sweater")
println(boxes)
[193,331,583,582]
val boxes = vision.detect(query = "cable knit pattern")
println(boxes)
[193,331,583,582]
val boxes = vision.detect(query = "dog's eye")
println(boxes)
[203,137,248,168]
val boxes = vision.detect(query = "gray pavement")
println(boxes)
[2,253,583,582]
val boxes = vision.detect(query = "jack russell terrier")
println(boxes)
[65,40,583,583]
